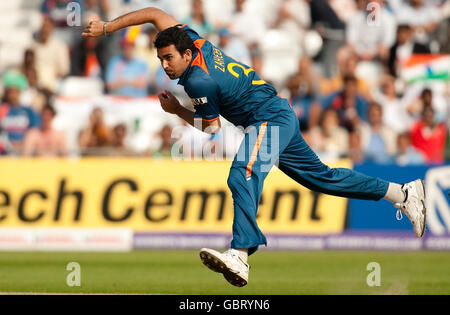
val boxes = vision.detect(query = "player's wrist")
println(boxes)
[173,104,184,116]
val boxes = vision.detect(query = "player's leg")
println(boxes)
[277,119,426,237]
[200,114,296,286]
[227,116,297,255]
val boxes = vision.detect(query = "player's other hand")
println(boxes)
[158,90,181,115]
[82,15,105,37]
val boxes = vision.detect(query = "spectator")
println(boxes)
[250,48,264,77]
[375,75,412,133]
[136,26,161,94]
[151,124,174,158]
[110,123,126,147]
[408,88,432,120]
[0,128,10,155]
[20,49,53,112]
[78,107,111,154]
[348,130,365,163]
[82,0,111,20]
[285,56,322,131]
[387,0,441,45]
[321,75,370,131]
[105,37,149,97]
[106,123,136,156]
[346,0,397,62]
[228,0,266,51]
[446,130,450,162]
[309,0,346,78]
[410,104,447,164]
[41,0,81,47]
[71,35,103,78]
[272,0,311,47]
[20,67,52,112]
[436,2,450,53]
[217,27,251,67]
[32,15,70,92]
[21,49,36,75]
[296,56,323,101]
[329,0,357,23]
[395,132,426,165]
[22,105,68,157]
[0,107,11,155]
[0,71,41,154]
[406,88,448,124]
[181,0,215,38]
[321,47,371,99]
[357,102,397,164]
[70,2,115,79]
[387,24,430,78]
[308,108,349,161]
[41,0,75,25]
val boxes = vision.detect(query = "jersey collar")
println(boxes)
[177,50,198,86]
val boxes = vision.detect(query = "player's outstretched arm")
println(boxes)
[82,7,178,37]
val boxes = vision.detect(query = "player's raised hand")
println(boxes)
[82,15,106,38]
[158,90,181,115]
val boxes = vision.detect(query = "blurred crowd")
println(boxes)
[0,0,449,165]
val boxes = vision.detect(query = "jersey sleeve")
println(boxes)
[177,24,202,42]
[184,76,220,122]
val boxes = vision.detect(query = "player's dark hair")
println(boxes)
[154,26,197,56]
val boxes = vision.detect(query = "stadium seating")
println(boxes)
[0,0,25,11]
[58,76,105,97]
[259,29,301,87]
[0,1,41,73]
[0,28,34,72]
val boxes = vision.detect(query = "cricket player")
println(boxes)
[82,7,426,287]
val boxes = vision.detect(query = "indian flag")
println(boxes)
[401,54,450,84]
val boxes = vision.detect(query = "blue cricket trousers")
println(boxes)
[227,99,389,255]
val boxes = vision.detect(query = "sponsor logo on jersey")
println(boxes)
[192,97,208,106]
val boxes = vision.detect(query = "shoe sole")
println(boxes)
[199,250,248,287]
[419,179,427,237]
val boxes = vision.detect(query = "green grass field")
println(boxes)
[0,250,449,295]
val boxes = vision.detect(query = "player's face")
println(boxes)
[157,45,193,80]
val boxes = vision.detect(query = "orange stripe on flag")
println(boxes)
[403,54,447,68]
[246,122,268,180]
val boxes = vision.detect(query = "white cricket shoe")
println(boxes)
[199,248,249,287]
[394,179,426,237]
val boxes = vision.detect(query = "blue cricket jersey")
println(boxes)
[177,25,290,128]
[0,104,41,143]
